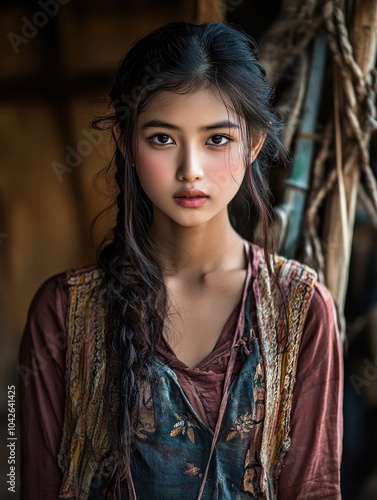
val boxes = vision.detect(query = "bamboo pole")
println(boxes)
[324,0,377,308]
[280,33,328,258]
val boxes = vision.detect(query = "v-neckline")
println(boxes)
[158,241,252,371]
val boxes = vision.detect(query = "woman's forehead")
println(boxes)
[138,88,242,129]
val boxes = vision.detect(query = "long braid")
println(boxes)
[98,143,166,496]
[105,146,135,491]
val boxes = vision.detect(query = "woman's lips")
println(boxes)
[173,189,209,208]
[174,197,208,208]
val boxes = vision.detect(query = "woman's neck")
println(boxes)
[150,213,247,278]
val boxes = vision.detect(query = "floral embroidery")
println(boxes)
[226,412,263,441]
[182,463,203,478]
[170,413,199,444]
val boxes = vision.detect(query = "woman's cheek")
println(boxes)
[228,149,246,178]
[207,156,245,193]
[137,152,171,185]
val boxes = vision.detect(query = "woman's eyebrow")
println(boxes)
[201,120,240,131]
[141,119,240,131]
[141,119,178,130]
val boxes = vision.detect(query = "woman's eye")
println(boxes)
[207,135,231,146]
[150,134,174,145]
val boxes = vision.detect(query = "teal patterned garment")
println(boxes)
[131,342,264,499]
[89,296,266,499]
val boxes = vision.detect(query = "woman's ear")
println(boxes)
[250,134,266,163]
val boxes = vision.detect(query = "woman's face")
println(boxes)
[134,88,263,232]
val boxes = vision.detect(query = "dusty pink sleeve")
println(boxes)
[19,274,68,499]
[278,282,343,499]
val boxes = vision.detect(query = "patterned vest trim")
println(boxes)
[251,245,317,498]
[57,244,317,499]
[57,265,108,500]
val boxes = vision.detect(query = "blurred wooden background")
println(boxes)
[1,1,377,499]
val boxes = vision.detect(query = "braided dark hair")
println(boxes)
[93,21,286,496]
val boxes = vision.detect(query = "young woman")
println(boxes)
[20,22,343,499]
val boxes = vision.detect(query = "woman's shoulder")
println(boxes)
[27,271,69,324]
[306,281,339,332]
[248,241,318,291]
[65,263,104,287]
[248,242,316,270]
[246,241,341,348]
[32,264,102,301]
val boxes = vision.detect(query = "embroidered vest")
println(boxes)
[57,244,317,499]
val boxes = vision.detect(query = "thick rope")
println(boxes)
[300,0,377,276]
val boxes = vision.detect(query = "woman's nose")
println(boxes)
[176,147,204,182]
